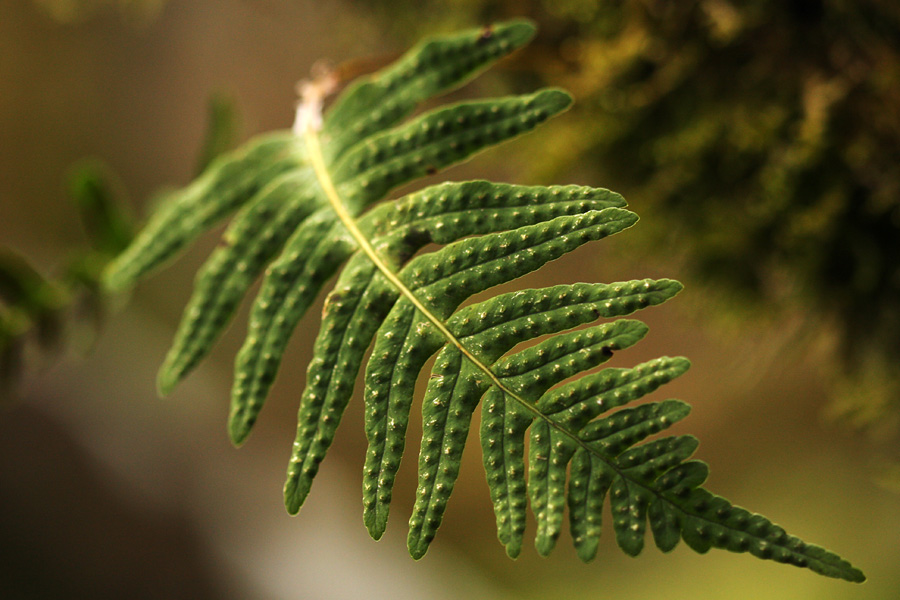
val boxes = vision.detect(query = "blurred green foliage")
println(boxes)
[0,93,238,401]
[0,163,131,401]
[361,0,900,446]
[194,93,241,177]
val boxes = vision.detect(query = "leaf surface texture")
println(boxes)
[104,20,864,583]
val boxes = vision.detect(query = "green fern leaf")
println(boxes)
[103,20,865,583]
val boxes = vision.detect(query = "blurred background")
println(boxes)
[2,0,899,598]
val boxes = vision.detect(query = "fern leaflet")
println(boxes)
[103,20,864,582]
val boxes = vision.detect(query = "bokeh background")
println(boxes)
[2,1,900,598]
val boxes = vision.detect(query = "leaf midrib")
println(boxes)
[304,119,643,479]
[302,124,849,575]
[304,123,559,434]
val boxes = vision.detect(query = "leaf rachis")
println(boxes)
[104,20,865,583]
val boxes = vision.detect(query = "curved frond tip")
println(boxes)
[104,19,865,583]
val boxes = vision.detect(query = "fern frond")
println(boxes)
[104,20,865,583]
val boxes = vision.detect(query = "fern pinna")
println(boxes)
[103,20,864,581]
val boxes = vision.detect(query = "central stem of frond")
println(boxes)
[296,88,594,460]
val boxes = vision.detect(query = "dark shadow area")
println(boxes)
[0,404,225,600]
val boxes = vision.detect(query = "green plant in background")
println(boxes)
[0,163,133,402]
[103,21,864,580]
[0,95,236,403]
[361,0,900,456]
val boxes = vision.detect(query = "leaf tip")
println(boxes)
[156,369,176,398]
[283,484,304,516]
[575,541,599,563]
[661,398,693,423]
[367,525,386,542]
[505,542,522,559]
[408,540,428,560]
[672,355,692,371]
[535,535,556,557]
[495,18,537,46]
[100,262,127,293]
[364,510,388,541]
[845,567,866,583]
[228,417,250,448]
[535,88,574,115]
